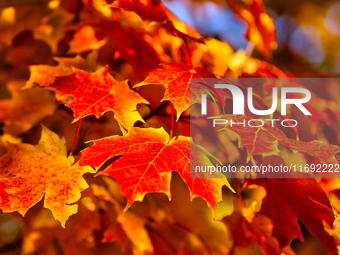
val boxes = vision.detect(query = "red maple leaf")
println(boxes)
[135,63,216,120]
[79,127,234,213]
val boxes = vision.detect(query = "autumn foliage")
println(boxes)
[1,0,340,255]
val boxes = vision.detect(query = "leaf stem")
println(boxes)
[168,104,175,142]
[69,119,82,157]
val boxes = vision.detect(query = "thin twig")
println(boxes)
[69,119,82,157]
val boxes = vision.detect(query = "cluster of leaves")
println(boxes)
[1,0,340,254]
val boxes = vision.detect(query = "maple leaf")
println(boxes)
[0,125,94,227]
[135,63,216,120]
[94,20,163,79]
[221,115,340,164]
[25,51,98,89]
[250,161,337,254]
[50,66,148,129]
[26,62,73,89]
[79,127,234,213]
[68,25,108,54]
[67,19,165,80]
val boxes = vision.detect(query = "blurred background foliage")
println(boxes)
[164,0,340,76]
[0,0,339,255]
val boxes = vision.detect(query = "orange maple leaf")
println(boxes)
[0,125,94,227]
[135,63,216,120]
[26,52,98,89]
[50,66,148,129]
[68,25,108,54]
[79,127,234,213]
